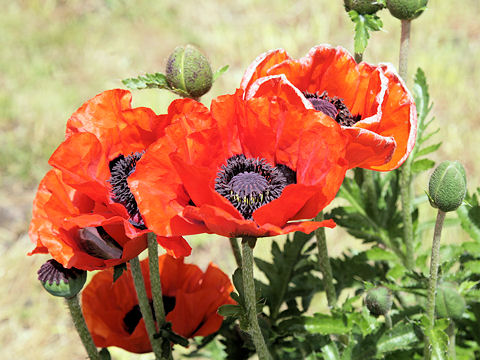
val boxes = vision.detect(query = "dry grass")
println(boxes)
[1,0,479,358]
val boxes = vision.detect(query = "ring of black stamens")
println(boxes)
[108,152,145,229]
[215,154,296,220]
[304,91,362,127]
[37,259,83,285]
[123,296,176,334]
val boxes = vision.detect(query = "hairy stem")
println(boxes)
[315,212,337,308]
[66,294,100,360]
[424,210,446,360]
[148,234,166,328]
[384,313,392,330]
[447,320,457,360]
[399,19,411,80]
[129,257,164,359]
[241,237,272,360]
[229,237,242,268]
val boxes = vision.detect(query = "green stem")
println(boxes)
[384,313,392,330]
[314,212,337,308]
[400,162,415,270]
[148,234,166,328]
[424,210,446,360]
[241,237,272,360]
[129,257,164,359]
[363,169,379,221]
[447,320,456,360]
[229,237,242,268]
[399,19,411,80]
[66,294,100,360]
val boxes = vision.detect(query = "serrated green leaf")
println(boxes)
[411,158,435,173]
[305,314,350,335]
[213,65,229,82]
[377,321,420,354]
[457,201,480,241]
[463,260,480,274]
[365,247,397,261]
[217,304,242,317]
[415,142,442,157]
[348,11,383,54]
[122,72,171,90]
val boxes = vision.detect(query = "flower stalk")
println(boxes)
[315,212,337,308]
[147,233,167,329]
[241,236,272,360]
[424,210,446,359]
[65,294,100,360]
[129,256,164,360]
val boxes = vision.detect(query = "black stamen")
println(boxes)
[215,154,296,220]
[123,296,176,334]
[37,259,83,285]
[304,91,361,127]
[108,152,146,229]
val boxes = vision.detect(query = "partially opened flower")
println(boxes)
[128,89,348,238]
[29,169,148,270]
[82,255,234,353]
[241,45,417,171]
[47,89,191,257]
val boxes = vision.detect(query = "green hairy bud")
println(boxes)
[428,160,467,212]
[386,0,428,20]
[37,259,87,298]
[365,286,392,316]
[344,0,385,15]
[435,282,466,321]
[166,44,213,99]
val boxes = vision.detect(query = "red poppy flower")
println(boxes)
[28,169,148,270]
[128,89,348,238]
[240,45,417,171]
[47,89,191,257]
[82,255,234,353]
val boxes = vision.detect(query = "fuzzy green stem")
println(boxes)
[315,212,337,308]
[229,237,242,268]
[424,210,446,360]
[363,169,379,221]
[66,294,100,360]
[447,320,456,360]
[129,257,164,359]
[399,19,411,80]
[241,237,272,360]
[148,234,166,328]
[384,313,392,330]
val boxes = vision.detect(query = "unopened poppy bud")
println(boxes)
[344,0,385,14]
[365,286,392,317]
[166,45,213,98]
[435,282,466,321]
[428,161,467,212]
[37,259,87,298]
[386,0,428,20]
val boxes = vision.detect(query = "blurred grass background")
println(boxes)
[0,0,479,358]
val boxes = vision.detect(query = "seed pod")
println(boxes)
[428,161,467,212]
[435,282,466,321]
[166,45,213,98]
[386,0,428,20]
[344,0,385,15]
[365,286,392,317]
[37,259,87,298]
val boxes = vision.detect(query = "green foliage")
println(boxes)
[348,10,383,54]
[457,188,480,241]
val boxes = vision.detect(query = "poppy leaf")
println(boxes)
[415,142,442,158]
[457,188,480,241]
[213,65,229,82]
[217,304,242,317]
[411,159,435,174]
[122,72,171,90]
[348,11,383,54]
[112,263,127,283]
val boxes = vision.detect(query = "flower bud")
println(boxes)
[344,0,385,14]
[365,286,392,317]
[166,45,213,98]
[435,282,466,321]
[37,259,87,298]
[428,161,467,212]
[386,0,428,20]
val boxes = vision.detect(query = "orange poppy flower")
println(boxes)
[241,45,417,171]
[28,169,149,270]
[128,89,348,238]
[82,255,234,353]
[46,89,191,257]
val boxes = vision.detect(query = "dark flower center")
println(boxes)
[304,91,361,127]
[37,259,83,285]
[123,296,176,334]
[108,152,145,229]
[215,154,296,220]
[77,226,123,260]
